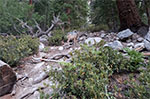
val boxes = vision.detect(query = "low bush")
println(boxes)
[0,35,39,66]
[48,30,67,46]
[124,62,150,98]
[48,42,145,99]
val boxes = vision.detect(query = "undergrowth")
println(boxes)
[0,35,39,66]
[40,41,149,99]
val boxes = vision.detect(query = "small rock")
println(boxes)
[104,40,123,50]
[132,40,137,43]
[117,29,134,40]
[50,47,55,50]
[144,39,150,51]
[100,33,106,38]
[39,42,45,52]
[85,37,102,46]
[70,48,73,51]
[132,33,140,40]
[126,39,132,43]
[79,36,86,41]
[134,43,145,51]
[39,35,49,46]
[58,46,63,51]
[127,43,134,47]
[33,91,40,99]
[137,37,144,42]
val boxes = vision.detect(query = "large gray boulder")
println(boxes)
[144,27,150,41]
[104,40,123,50]
[0,60,16,96]
[117,29,134,40]
[144,39,150,51]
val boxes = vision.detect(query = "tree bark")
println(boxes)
[29,0,32,5]
[116,0,147,32]
[144,0,150,26]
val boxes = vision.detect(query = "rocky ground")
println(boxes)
[1,28,150,99]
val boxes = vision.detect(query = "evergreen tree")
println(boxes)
[34,0,88,29]
[90,0,119,31]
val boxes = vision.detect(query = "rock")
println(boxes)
[137,37,144,42]
[134,43,145,51]
[144,39,150,51]
[58,46,64,51]
[39,35,49,46]
[134,43,144,48]
[85,37,102,46]
[126,39,132,43]
[127,43,134,47]
[144,33,150,42]
[0,60,16,96]
[137,26,149,37]
[32,72,48,84]
[39,42,45,52]
[79,36,87,41]
[100,33,106,38]
[132,40,137,43]
[132,33,140,40]
[117,29,134,40]
[104,40,123,50]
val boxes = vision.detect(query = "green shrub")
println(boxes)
[48,30,67,46]
[124,62,150,99]
[0,35,39,66]
[124,48,144,71]
[48,42,145,99]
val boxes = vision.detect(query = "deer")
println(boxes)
[67,30,78,46]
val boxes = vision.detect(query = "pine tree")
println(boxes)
[90,0,119,31]
[34,0,88,29]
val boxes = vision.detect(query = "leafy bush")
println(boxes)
[0,35,39,66]
[48,42,145,98]
[48,30,67,46]
[124,48,144,71]
[124,62,150,98]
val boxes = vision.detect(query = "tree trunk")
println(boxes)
[144,1,150,26]
[29,0,32,5]
[116,0,147,32]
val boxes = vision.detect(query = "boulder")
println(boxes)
[104,40,123,50]
[0,60,16,96]
[117,29,134,40]
[144,33,150,42]
[144,39,150,51]
[85,37,102,46]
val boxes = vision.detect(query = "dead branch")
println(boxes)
[142,52,150,56]
[16,18,34,35]
[14,14,64,37]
